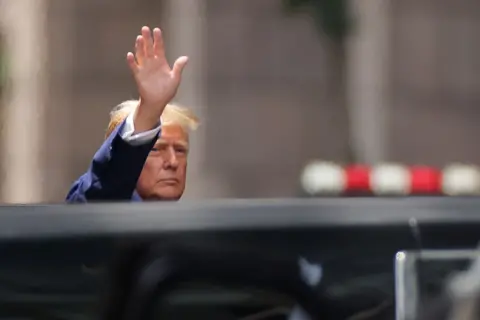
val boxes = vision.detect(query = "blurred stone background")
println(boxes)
[1,0,480,202]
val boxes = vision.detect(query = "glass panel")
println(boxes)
[152,281,299,320]
[0,225,439,320]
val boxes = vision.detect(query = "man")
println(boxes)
[66,26,199,203]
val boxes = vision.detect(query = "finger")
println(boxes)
[172,56,189,79]
[141,26,154,57]
[135,35,145,65]
[153,28,165,58]
[126,52,139,74]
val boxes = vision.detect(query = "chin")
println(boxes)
[153,188,184,201]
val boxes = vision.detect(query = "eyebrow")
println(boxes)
[155,140,189,148]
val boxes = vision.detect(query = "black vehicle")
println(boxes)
[0,198,479,320]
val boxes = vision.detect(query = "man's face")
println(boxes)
[136,124,189,201]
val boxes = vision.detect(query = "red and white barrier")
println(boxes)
[301,161,480,196]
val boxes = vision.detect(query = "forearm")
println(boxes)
[66,116,160,203]
[121,109,161,145]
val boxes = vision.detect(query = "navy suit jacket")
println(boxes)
[66,120,159,203]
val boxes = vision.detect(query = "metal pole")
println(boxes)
[163,0,210,198]
[346,0,391,164]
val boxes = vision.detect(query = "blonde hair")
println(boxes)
[106,99,199,138]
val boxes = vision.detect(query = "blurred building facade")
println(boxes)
[1,0,480,202]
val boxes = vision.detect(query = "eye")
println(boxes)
[175,147,188,154]
[152,143,168,152]
[151,145,164,153]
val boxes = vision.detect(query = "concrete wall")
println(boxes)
[203,0,350,197]
[389,0,480,166]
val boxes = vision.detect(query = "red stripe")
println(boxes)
[345,165,371,192]
[409,166,442,194]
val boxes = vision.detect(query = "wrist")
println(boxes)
[133,101,163,133]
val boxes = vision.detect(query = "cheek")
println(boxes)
[178,162,188,179]
[143,158,157,172]
[138,159,160,185]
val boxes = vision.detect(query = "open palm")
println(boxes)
[127,27,188,108]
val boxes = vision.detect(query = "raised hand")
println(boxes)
[127,26,188,132]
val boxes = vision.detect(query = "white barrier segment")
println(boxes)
[442,164,480,196]
[371,163,410,195]
[301,161,346,195]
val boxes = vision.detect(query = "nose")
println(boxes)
[163,147,179,169]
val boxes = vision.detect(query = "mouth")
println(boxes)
[159,178,179,185]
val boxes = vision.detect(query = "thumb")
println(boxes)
[172,56,189,79]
